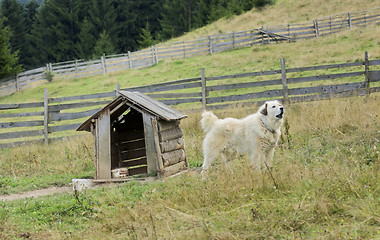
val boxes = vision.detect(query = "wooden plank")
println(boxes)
[287,71,364,84]
[0,120,44,128]
[206,70,281,81]
[120,148,146,161]
[201,68,207,110]
[286,61,363,73]
[0,111,44,118]
[207,79,282,92]
[97,109,111,179]
[159,125,183,142]
[117,139,145,151]
[49,123,81,133]
[162,149,186,167]
[49,100,110,111]
[49,108,100,122]
[163,161,187,177]
[288,82,365,96]
[207,89,283,104]
[0,102,44,110]
[49,91,115,103]
[122,157,147,168]
[0,129,43,139]
[160,138,184,153]
[117,130,145,142]
[143,113,162,176]
[128,166,148,176]
[369,70,380,82]
[157,120,179,132]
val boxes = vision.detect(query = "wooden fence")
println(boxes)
[1,52,379,148]
[1,7,379,97]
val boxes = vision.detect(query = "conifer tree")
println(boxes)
[0,17,21,80]
[137,22,155,49]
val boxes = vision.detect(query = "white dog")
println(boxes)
[201,101,284,174]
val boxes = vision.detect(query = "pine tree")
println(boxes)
[137,22,155,49]
[0,17,21,80]
[29,0,80,64]
[1,0,27,66]
[92,31,115,59]
[75,17,97,60]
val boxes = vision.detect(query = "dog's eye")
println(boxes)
[272,106,276,108]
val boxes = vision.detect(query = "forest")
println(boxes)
[0,0,272,79]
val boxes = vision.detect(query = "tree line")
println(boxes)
[0,0,273,80]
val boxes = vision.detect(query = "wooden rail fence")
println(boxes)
[1,52,379,148]
[1,7,379,97]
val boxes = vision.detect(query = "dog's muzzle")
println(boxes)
[276,108,284,119]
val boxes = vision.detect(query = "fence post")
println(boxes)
[348,12,352,29]
[364,51,370,95]
[101,54,107,74]
[44,88,49,145]
[15,73,19,92]
[314,20,319,38]
[232,32,236,49]
[151,46,155,65]
[75,60,78,79]
[154,45,159,63]
[201,68,207,111]
[128,51,133,69]
[115,83,120,97]
[208,36,213,55]
[183,41,186,58]
[281,58,289,104]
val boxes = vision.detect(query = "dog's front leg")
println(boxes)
[249,151,262,172]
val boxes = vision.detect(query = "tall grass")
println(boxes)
[1,96,379,239]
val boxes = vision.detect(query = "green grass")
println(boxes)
[0,0,379,238]
[0,96,379,239]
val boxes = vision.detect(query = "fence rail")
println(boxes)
[1,7,379,97]
[1,52,379,148]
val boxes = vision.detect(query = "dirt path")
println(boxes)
[0,186,72,201]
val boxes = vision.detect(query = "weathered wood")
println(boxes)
[49,123,81,133]
[163,161,187,177]
[288,82,365,96]
[157,120,179,132]
[162,149,186,167]
[369,70,380,82]
[207,79,282,92]
[364,51,370,95]
[287,71,364,84]
[122,157,147,168]
[160,138,184,153]
[201,68,207,110]
[128,166,148,176]
[281,58,289,103]
[0,120,44,128]
[119,148,146,161]
[159,125,183,142]
[207,89,283,104]
[44,88,49,145]
[97,109,111,180]
[49,108,100,122]
[0,111,44,118]
[143,113,162,175]
[0,129,43,139]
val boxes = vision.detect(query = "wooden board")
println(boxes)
[143,113,162,176]
[97,109,111,179]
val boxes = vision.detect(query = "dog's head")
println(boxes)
[259,100,285,120]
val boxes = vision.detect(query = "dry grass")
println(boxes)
[175,0,379,41]
[0,95,375,239]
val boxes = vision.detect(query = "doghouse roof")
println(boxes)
[77,91,187,132]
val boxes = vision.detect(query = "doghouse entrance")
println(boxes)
[111,109,148,177]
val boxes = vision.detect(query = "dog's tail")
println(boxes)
[201,111,218,133]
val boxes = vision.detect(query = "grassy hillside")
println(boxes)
[0,0,379,238]
[1,96,379,239]
[0,1,379,104]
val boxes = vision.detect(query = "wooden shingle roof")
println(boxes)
[77,91,187,132]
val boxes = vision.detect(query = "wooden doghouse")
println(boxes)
[77,91,188,181]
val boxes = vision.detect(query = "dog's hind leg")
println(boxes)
[201,134,226,175]
[249,151,263,172]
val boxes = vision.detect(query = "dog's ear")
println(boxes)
[260,103,268,116]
